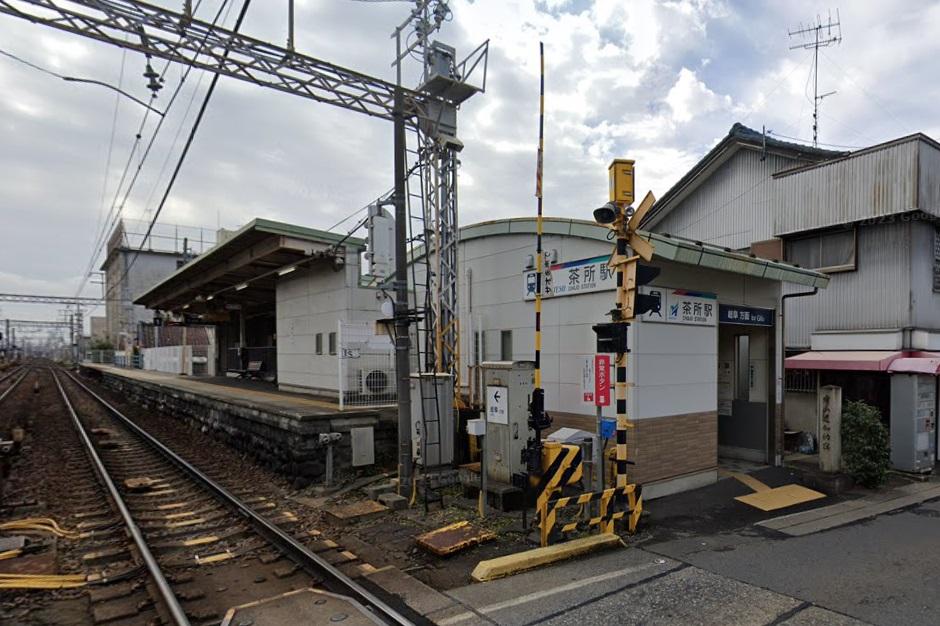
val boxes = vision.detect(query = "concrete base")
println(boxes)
[642,469,719,501]
[470,534,620,582]
[81,365,396,486]
[377,493,408,511]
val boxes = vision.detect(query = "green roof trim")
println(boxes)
[458,217,829,289]
[246,218,365,248]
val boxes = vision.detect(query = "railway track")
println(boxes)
[0,365,414,625]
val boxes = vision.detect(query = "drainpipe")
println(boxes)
[779,287,819,465]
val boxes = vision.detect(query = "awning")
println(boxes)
[784,351,904,371]
[888,358,940,374]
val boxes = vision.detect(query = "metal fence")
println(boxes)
[337,320,396,409]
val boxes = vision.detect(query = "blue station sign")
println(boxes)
[719,304,774,326]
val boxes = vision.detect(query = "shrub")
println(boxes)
[840,400,890,488]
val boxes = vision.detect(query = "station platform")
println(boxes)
[80,364,396,487]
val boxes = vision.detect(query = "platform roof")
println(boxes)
[135,218,364,312]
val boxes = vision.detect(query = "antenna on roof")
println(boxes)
[788,9,842,147]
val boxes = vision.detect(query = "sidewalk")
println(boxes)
[757,479,940,536]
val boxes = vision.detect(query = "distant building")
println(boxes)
[90,316,107,342]
[644,123,940,469]
[101,219,215,350]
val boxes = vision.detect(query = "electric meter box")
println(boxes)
[482,361,535,484]
[890,373,937,473]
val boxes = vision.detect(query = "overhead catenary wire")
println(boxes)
[0,48,163,115]
[74,0,227,299]
[100,0,254,307]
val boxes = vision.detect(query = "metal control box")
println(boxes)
[890,373,937,473]
[482,361,535,484]
[410,373,454,467]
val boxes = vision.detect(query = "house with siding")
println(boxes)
[644,123,940,469]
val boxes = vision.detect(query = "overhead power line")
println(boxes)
[0,47,163,114]
[102,0,254,306]
[76,0,234,299]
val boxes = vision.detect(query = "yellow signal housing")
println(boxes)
[608,159,635,205]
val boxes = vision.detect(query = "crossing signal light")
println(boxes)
[621,260,661,319]
[593,322,629,354]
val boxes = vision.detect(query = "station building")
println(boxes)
[456,217,826,497]
[126,213,828,496]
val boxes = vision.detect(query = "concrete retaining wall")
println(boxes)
[85,368,397,488]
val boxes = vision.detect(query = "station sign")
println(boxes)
[641,288,717,326]
[719,304,774,327]
[523,254,615,300]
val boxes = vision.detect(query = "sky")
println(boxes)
[1,0,938,335]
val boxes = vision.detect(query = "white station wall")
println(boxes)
[276,251,382,395]
[462,232,780,421]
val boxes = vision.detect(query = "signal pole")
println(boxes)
[789,10,842,147]
[592,162,658,531]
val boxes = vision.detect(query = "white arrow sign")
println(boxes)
[486,385,508,425]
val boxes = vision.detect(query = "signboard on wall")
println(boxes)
[580,356,594,405]
[523,254,615,300]
[719,304,774,326]
[595,354,611,407]
[486,385,509,424]
[641,288,717,326]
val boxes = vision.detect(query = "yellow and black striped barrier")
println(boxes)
[533,441,642,546]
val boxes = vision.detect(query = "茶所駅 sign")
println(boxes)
[522,254,615,300]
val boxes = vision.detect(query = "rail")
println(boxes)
[50,368,191,626]
[0,366,28,404]
[60,369,412,626]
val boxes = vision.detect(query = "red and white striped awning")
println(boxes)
[784,351,904,372]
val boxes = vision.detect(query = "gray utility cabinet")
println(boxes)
[410,373,454,467]
[890,373,937,473]
[482,361,535,484]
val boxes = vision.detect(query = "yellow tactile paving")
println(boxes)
[727,471,772,492]
[735,484,826,511]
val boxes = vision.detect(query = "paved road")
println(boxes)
[440,494,940,625]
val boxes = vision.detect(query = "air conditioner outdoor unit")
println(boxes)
[358,368,391,396]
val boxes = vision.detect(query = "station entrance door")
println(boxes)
[717,305,775,463]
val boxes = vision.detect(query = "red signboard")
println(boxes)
[594,354,611,407]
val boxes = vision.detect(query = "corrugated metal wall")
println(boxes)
[918,140,940,214]
[773,140,919,235]
[654,150,799,250]
[784,220,912,347]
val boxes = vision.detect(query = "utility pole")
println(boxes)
[393,86,413,498]
[789,10,842,147]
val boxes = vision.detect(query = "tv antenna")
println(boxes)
[789,9,842,147]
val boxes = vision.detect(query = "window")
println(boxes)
[734,335,750,401]
[500,330,512,361]
[315,333,323,355]
[785,228,856,273]
[328,332,337,355]
[785,368,817,393]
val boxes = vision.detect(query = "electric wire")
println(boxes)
[80,0,235,305]
[101,0,254,307]
[0,48,163,114]
[90,44,129,290]
[75,0,224,299]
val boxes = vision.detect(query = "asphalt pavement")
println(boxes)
[441,471,940,626]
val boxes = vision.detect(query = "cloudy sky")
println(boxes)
[1,0,938,334]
